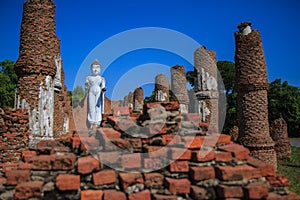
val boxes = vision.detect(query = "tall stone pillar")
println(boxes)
[235,22,277,168]
[14,0,71,148]
[154,74,169,102]
[133,87,144,112]
[170,65,189,113]
[194,46,219,133]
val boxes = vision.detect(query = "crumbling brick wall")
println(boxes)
[0,102,299,200]
[0,108,29,163]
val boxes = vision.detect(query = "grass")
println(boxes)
[277,146,300,195]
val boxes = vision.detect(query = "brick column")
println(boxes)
[193,46,219,133]
[133,87,144,112]
[170,65,189,113]
[270,118,291,159]
[154,74,169,102]
[234,22,277,168]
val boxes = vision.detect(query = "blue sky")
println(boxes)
[1,0,300,100]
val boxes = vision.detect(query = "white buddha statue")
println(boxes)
[85,59,106,128]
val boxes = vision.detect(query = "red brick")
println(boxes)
[162,134,182,145]
[99,128,121,139]
[145,146,168,158]
[80,137,100,151]
[169,161,189,172]
[116,118,137,131]
[56,174,80,191]
[29,155,52,170]
[107,138,128,150]
[153,194,177,200]
[77,155,101,175]
[128,190,151,200]
[1,163,19,173]
[247,156,275,176]
[121,153,141,169]
[98,152,120,166]
[103,189,126,200]
[266,174,290,187]
[216,165,261,181]
[215,151,232,162]
[190,166,215,181]
[71,136,81,149]
[37,140,64,154]
[161,102,180,111]
[93,170,116,186]
[182,136,204,149]
[113,107,130,116]
[145,102,179,111]
[52,153,76,170]
[218,143,250,160]
[165,178,190,194]
[17,163,32,170]
[144,173,164,188]
[143,158,164,170]
[170,148,191,160]
[119,172,144,190]
[14,181,44,200]
[21,150,37,162]
[5,170,30,185]
[149,123,167,135]
[244,182,268,199]
[204,134,232,147]
[125,138,142,150]
[81,190,103,200]
[0,177,7,185]
[216,185,244,198]
[190,186,216,200]
[191,150,215,162]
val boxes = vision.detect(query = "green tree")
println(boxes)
[0,60,17,108]
[268,79,300,137]
[69,86,86,107]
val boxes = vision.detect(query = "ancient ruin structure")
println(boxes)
[1,102,299,199]
[154,74,169,102]
[194,46,219,133]
[133,87,144,112]
[128,92,134,109]
[235,22,277,168]
[270,118,292,159]
[14,0,73,148]
[170,66,189,113]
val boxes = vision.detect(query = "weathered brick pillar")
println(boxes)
[270,118,291,159]
[194,46,219,133]
[154,74,169,102]
[14,0,58,148]
[170,66,189,113]
[123,95,129,107]
[235,22,277,168]
[128,92,134,109]
[133,87,144,112]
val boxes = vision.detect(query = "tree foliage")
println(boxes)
[268,79,300,137]
[0,60,17,108]
[69,86,86,107]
